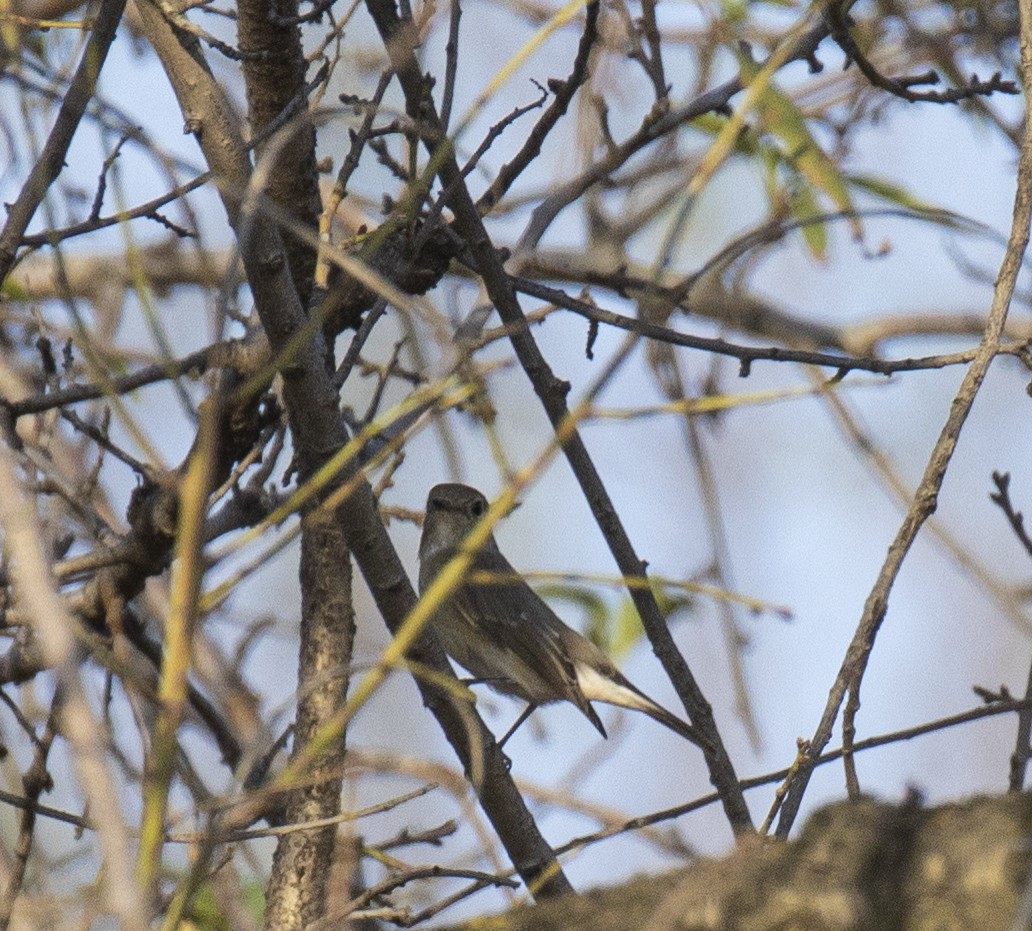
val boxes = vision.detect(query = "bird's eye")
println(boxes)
[428,498,443,511]
[470,498,486,517]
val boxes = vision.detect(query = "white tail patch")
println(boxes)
[574,662,659,714]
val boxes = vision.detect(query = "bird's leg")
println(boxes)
[497,703,538,750]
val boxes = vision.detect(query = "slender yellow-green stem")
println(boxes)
[688,5,824,198]
[255,394,594,802]
[590,378,871,420]
[477,569,792,619]
[209,373,475,565]
[136,403,219,894]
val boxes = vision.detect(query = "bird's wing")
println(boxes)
[457,549,607,735]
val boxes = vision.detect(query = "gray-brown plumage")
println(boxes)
[418,483,708,750]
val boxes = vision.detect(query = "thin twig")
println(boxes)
[0,438,147,929]
[0,0,129,281]
[510,273,1011,377]
[774,0,1032,837]
[168,784,438,843]
[558,697,1032,856]
[439,0,462,132]
[991,472,1032,559]
[370,0,754,836]
[338,866,519,918]
[828,5,1018,103]
[5,345,215,418]
[991,471,1032,791]
[1010,661,1032,793]
[0,700,58,931]
[476,0,601,214]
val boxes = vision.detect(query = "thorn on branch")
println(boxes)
[897,69,940,89]
[36,336,56,377]
[974,683,1013,703]
[146,211,194,238]
[586,317,599,360]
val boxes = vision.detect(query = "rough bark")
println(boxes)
[263,510,355,930]
[135,0,572,901]
[438,793,1032,931]
[233,0,355,926]
[237,0,321,307]
[364,0,752,836]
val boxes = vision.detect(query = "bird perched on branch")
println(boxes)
[418,483,709,751]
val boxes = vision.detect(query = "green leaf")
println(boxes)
[689,113,760,156]
[610,583,696,659]
[789,181,828,260]
[739,52,860,241]
[847,173,985,233]
[1,277,28,302]
[186,879,264,930]
[538,583,611,649]
[540,581,696,657]
[847,173,937,212]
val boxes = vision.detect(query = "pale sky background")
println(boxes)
[2,0,1031,923]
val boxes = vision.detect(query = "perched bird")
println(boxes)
[418,483,709,750]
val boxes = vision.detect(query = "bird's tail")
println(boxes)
[641,701,712,752]
[574,661,712,751]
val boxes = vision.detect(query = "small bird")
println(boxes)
[418,483,709,751]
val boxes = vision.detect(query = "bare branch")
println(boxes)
[774,0,1032,837]
[366,0,753,836]
[0,0,128,280]
[0,440,148,929]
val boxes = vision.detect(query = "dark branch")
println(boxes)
[0,0,129,282]
[828,8,1019,104]
[366,0,754,838]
